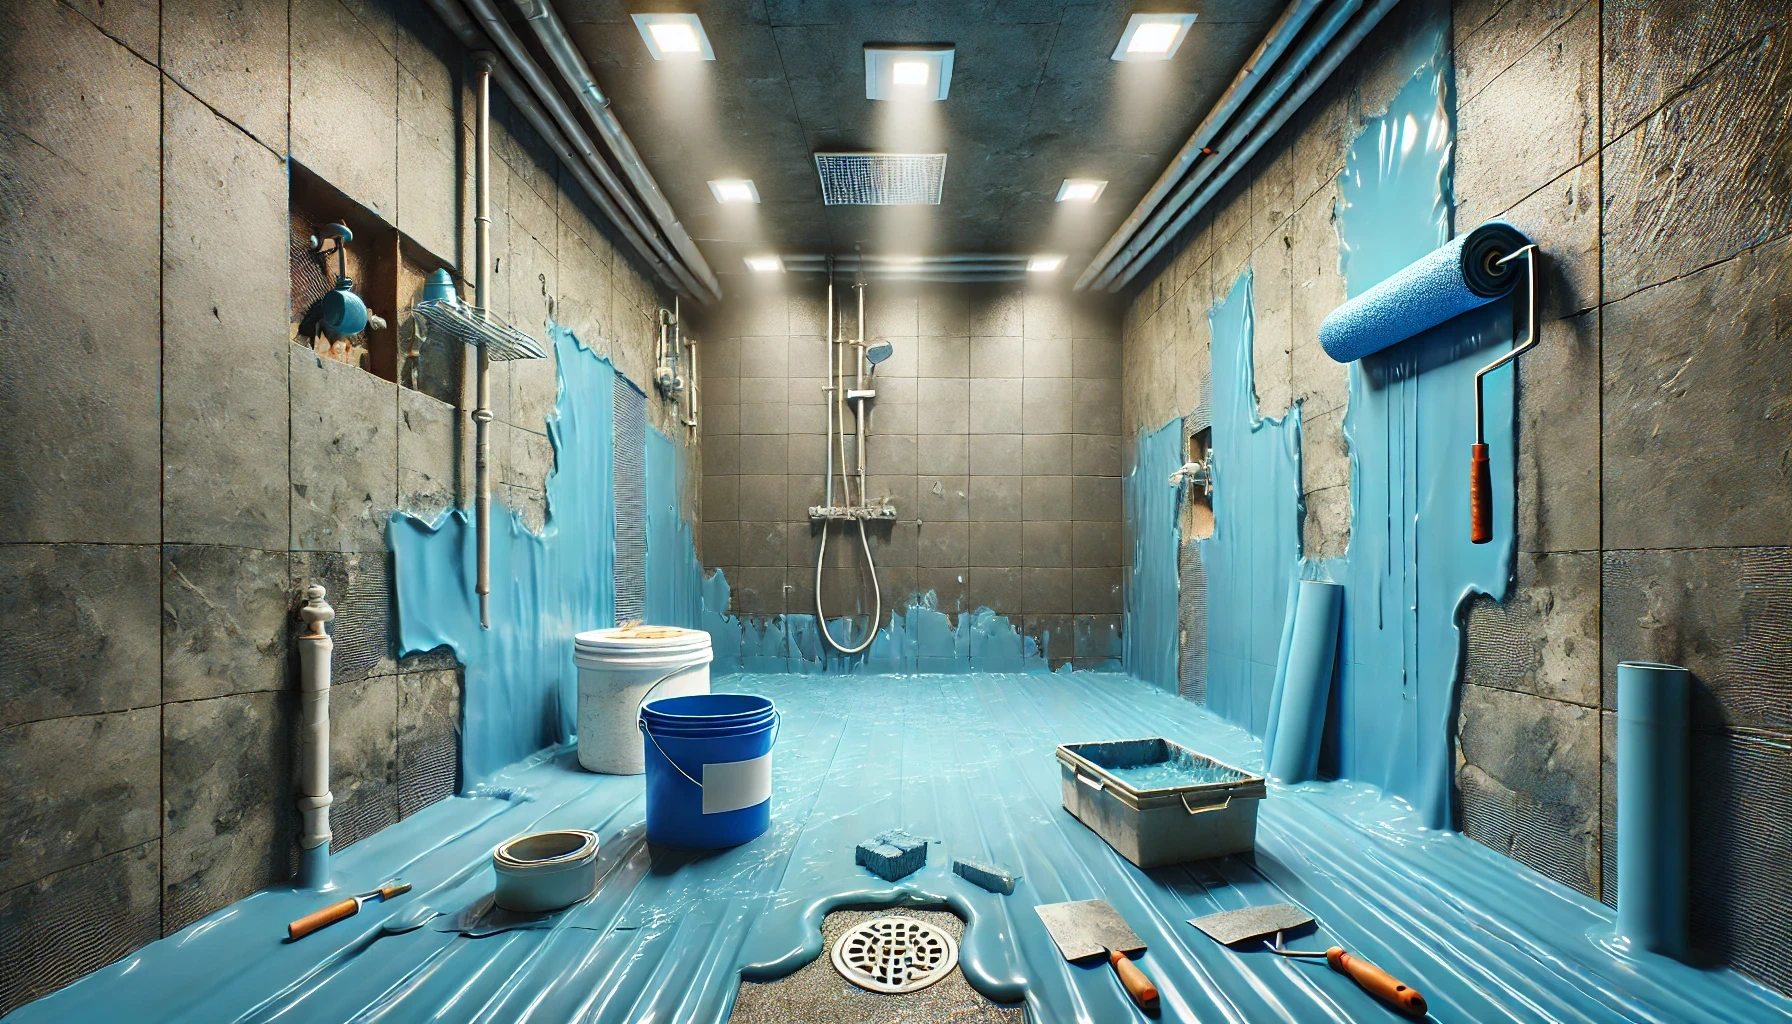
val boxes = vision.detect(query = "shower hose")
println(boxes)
[816,278,881,656]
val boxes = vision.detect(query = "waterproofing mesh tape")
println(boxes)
[399,711,460,820]
[334,557,392,684]
[1184,374,1213,437]
[1458,765,1596,899]
[288,224,331,321]
[1690,728,1792,995]
[1461,592,1535,691]
[331,787,398,854]
[614,383,647,624]
[1178,542,1207,703]
[1732,549,1792,732]
[0,853,157,1016]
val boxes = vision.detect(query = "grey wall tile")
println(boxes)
[916,476,970,523]
[968,476,1023,522]
[1074,477,1121,522]
[161,691,296,932]
[740,522,788,567]
[1023,435,1072,476]
[740,403,789,435]
[1023,378,1074,433]
[738,476,788,522]
[918,522,970,568]
[917,434,970,476]
[1601,240,1791,550]
[1074,522,1123,567]
[291,0,398,218]
[1073,567,1123,613]
[0,842,160,1017]
[0,1,160,545]
[1021,568,1072,614]
[740,434,791,476]
[968,435,1024,476]
[291,347,401,552]
[1023,476,1073,521]
[918,337,970,377]
[969,522,1025,567]
[966,567,1022,613]
[398,669,460,819]
[1073,435,1122,477]
[0,709,160,892]
[971,337,1024,378]
[330,676,399,853]
[968,288,1023,337]
[163,546,292,703]
[1073,338,1123,379]
[399,389,461,521]
[1464,551,1602,707]
[1023,521,1073,568]
[162,85,292,550]
[0,545,160,729]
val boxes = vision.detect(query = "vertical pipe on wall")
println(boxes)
[295,586,335,889]
[1615,661,1691,959]
[474,56,495,630]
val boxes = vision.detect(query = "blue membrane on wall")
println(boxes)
[1122,420,1182,691]
[1327,23,1516,828]
[1199,272,1304,735]
[645,428,703,630]
[391,324,619,783]
[700,587,1052,676]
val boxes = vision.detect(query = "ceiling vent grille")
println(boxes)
[815,153,947,205]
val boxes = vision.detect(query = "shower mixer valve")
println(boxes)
[810,503,898,521]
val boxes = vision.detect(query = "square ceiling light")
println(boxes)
[865,45,955,101]
[744,254,783,273]
[1028,254,1066,273]
[632,13,715,60]
[1112,13,1198,61]
[1056,178,1108,203]
[708,178,760,203]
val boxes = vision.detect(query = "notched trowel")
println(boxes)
[1189,903,1429,1018]
[1036,899,1159,1012]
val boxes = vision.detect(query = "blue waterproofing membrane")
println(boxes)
[390,323,618,783]
[1121,420,1182,691]
[645,428,702,630]
[1200,271,1305,736]
[19,672,1788,1023]
[1327,23,1516,828]
[699,584,1054,677]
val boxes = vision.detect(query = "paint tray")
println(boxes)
[1056,738,1265,868]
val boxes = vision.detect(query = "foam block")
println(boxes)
[951,857,1017,895]
[855,829,927,881]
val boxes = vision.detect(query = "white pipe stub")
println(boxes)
[492,830,600,913]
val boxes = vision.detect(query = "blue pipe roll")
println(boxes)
[1266,580,1344,784]
[1318,221,1531,363]
[1615,661,1690,959]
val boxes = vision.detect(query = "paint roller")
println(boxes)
[1317,221,1538,544]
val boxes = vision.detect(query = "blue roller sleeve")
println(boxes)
[1319,221,1531,363]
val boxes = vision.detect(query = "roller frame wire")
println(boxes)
[1470,245,1536,544]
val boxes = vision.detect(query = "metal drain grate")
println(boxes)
[830,915,960,994]
[815,153,947,205]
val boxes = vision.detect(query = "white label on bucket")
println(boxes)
[701,752,772,814]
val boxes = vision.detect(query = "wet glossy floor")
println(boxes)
[12,672,1789,1023]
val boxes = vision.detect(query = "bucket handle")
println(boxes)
[636,673,780,790]
[1181,793,1233,816]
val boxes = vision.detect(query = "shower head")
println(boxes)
[865,340,894,365]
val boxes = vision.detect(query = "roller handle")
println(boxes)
[1109,948,1159,1011]
[1470,442,1492,544]
[1327,947,1428,1018]
[287,897,360,940]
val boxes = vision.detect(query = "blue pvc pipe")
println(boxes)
[297,842,330,890]
[1615,661,1690,959]
[1268,580,1344,783]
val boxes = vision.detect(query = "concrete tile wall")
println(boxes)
[0,0,687,1012]
[693,282,1126,668]
[1120,0,1792,993]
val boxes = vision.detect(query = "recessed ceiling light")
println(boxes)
[1057,178,1108,203]
[1112,13,1198,61]
[1028,254,1066,273]
[865,46,955,101]
[632,14,715,61]
[708,178,760,203]
[744,255,783,273]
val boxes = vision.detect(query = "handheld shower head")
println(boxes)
[865,340,894,366]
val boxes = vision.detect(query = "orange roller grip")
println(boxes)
[1327,946,1428,1018]
[1109,948,1160,1010]
[1470,442,1492,544]
[287,898,359,941]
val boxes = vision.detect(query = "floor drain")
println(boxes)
[830,915,960,994]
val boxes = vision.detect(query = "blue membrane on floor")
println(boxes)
[16,673,1786,1023]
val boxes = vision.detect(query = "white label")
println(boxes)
[701,752,772,814]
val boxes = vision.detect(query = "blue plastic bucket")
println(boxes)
[638,694,778,849]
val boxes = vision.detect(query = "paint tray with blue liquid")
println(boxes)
[1056,738,1266,868]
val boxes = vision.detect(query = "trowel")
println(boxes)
[1035,899,1159,1012]
[1188,903,1428,1018]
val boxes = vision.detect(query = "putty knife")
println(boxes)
[1036,899,1159,1011]
[1189,902,1428,1018]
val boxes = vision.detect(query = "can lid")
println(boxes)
[575,625,712,653]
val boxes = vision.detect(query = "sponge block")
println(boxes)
[855,830,927,882]
[952,857,1017,895]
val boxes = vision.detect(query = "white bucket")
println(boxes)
[574,625,712,774]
